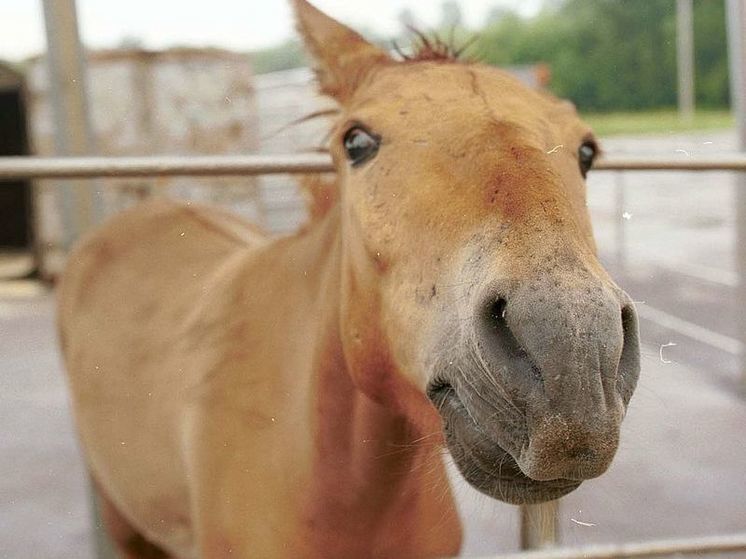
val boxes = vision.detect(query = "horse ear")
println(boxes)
[291,0,392,102]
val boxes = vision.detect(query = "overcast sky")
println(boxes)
[0,0,543,62]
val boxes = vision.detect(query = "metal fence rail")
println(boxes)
[0,154,333,179]
[488,533,746,559]
[3,154,746,179]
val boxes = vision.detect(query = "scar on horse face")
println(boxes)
[58,0,641,557]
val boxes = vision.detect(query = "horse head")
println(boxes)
[293,0,640,505]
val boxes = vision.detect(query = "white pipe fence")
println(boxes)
[1,154,743,559]
[4,154,746,179]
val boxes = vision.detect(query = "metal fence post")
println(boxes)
[41,0,96,244]
[727,0,746,396]
[40,1,107,554]
[90,485,118,559]
[615,172,627,272]
[676,0,695,121]
[520,501,559,550]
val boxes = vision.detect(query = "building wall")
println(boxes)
[253,68,333,234]
[26,48,261,276]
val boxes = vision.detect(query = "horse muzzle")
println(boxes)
[427,267,641,503]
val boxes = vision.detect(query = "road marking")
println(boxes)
[657,259,738,288]
[637,304,743,355]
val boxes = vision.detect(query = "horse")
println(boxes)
[57,1,641,557]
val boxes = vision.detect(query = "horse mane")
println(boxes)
[394,28,477,63]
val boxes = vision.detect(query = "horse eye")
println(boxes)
[343,127,380,166]
[579,142,597,177]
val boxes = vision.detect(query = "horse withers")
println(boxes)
[57,1,641,557]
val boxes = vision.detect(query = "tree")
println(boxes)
[693,0,729,108]
[486,7,514,24]
[476,0,729,112]
[250,40,306,75]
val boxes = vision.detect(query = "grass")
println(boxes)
[581,109,734,137]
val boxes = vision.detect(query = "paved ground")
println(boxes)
[0,292,91,559]
[2,130,746,558]
[588,130,742,394]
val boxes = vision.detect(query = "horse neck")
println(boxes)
[298,208,430,479]
[294,208,461,554]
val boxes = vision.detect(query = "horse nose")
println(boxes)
[474,285,641,479]
[477,292,640,403]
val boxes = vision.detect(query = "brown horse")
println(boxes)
[57,1,641,557]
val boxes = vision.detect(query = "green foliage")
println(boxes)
[476,0,729,112]
[249,0,730,111]
[694,0,730,107]
[250,40,307,75]
[582,109,733,136]
[249,29,387,75]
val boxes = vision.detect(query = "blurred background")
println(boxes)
[1,0,745,557]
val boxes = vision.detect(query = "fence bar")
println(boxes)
[41,0,96,237]
[676,0,696,121]
[614,173,627,272]
[727,0,746,398]
[595,157,746,171]
[0,155,333,179]
[520,501,559,550]
[488,533,746,559]
[3,155,746,180]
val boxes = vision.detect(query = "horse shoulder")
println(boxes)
[59,199,262,322]
[56,199,271,556]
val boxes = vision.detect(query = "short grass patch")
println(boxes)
[582,109,734,137]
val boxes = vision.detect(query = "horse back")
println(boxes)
[58,198,266,360]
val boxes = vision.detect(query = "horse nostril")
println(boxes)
[483,298,512,344]
[621,304,636,336]
[487,298,508,328]
[480,297,542,384]
[617,303,641,404]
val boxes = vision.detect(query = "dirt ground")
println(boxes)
[2,130,746,558]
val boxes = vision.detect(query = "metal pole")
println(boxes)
[728,0,746,148]
[495,533,746,559]
[677,0,696,121]
[40,5,104,554]
[727,0,746,397]
[41,0,96,242]
[89,484,118,559]
[0,154,335,179]
[520,501,559,550]
[676,0,694,121]
[615,173,627,272]
[6,154,746,180]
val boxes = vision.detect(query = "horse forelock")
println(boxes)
[394,29,477,64]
